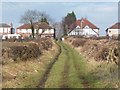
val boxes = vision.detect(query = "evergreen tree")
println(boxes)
[62,11,76,35]
[65,11,76,26]
[40,17,49,24]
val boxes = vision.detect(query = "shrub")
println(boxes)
[95,47,109,61]
[9,43,41,61]
[8,38,16,42]
[33,38,53,50]
[2,38,53,62]
[67,37,119,64]
[72,39,87,47]
[2,48,10,59]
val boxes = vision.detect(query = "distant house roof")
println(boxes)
[17,22,53,29]
[108,22,120,29]
[69,18,99,30]
[0,23,11,27]
[36,22,53,29]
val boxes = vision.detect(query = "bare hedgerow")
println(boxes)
[66,37,119,65]
[72,39,87,47]
[2,38,53,63]
[9,43,41,61]
[95,47,109,61]
[33,38,53,50]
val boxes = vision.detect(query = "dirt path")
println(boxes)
[38,42,62,88]
[72,56,90,88]
[60,42,90,88]
[69,44,90,88]
[38,41,90,88]
[60,45,70,88]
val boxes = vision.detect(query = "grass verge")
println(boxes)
[65,40,119,88]
[2,41,59,88]
[45,41,118,88]
[45,42,85,88]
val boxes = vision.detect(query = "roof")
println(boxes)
[0,23,11,27]
[17,22,53,29]
[36,22,52,29]
[108,22,120,29]
[17,24,31,29]
[69,18,99,31]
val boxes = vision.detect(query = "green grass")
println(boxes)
[44,42,67,88]
[61,42,84,88]
[90,62,118,88]
[45,42,86,88]
[2,42,59,88]
[68,42,118,88]
[45,41,118,88]
[3,41,118,88]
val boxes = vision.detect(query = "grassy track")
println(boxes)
[2,41,59,88]
[3,41,118,88]
[44,41,118,88]
[44,41,89,88]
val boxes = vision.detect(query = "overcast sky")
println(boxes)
[1,1,118,36]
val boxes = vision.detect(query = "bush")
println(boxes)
[2,38,53,63]
[72,39,87,47]
[2,48,10,59]
[95,47,109,61]
[33,38,52,50]
[8,38,16,42]
[67,37,119,65]
[9,43,41,61]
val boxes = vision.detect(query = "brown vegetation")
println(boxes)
[2,38,53,64]
[2,40,59,88]
[65,37,119,65]
[9,43,41,61]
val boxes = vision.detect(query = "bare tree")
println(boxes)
[20,10,41,38]
[35,24,45,38]
[53,22,64,40]
[20,10,53,39]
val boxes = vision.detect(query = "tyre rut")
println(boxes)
[71,50,90,88]
[60,44,70,88]
[38,42,62,88]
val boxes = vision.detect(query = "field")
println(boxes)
[65,37,119,88]
[2,39,59,88]
[1,37,119,88]
[44,41,119,88]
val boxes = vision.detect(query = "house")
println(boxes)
[16,22,55,38]
[0,23,20,40]
[68,18,99,37]
[0,23,14,35]
[106,22,120,37]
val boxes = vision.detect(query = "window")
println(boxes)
[85,26,89,29]
[76,26,80,29]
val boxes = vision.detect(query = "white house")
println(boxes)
[68,18,99,37]
[106,22,120,37]
[16,22,55,38]
[0,23,21,40]
[0,23,12,35]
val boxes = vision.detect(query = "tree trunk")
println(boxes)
[31,25,34,39]
[30,20,34,39]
